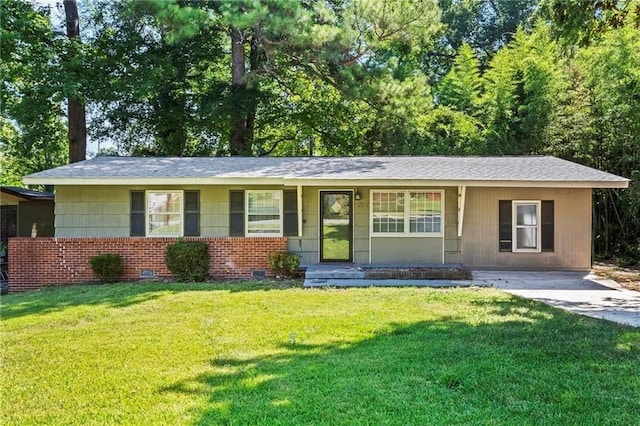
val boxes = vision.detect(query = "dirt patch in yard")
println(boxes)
[592,262,640,292]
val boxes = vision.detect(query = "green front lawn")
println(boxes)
[1,282,639,425]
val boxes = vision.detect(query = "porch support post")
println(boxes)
[457,185,466,237]
[297,185,303,237]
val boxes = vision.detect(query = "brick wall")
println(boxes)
[8,237,287,292]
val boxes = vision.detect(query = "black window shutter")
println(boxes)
[541,200,554,252]
[499,200,512,252]
[184,191,200,236]
[283,189,298,237]
[283,190,298,237]
[130,191,145,236]
[229,190,245,236]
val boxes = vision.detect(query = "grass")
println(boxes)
[1,281,639,425]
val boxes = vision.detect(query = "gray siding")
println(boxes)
[370,237,442,263]
[55,186,130,237]
[55,185,280,238]
[287,186,460,265]
[285,187,371,264]
[55,184,464,265]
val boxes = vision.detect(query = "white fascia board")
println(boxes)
[23,176,629,189]
[282,178,630,189]
[22,177,287,186]
[462,180,630,189]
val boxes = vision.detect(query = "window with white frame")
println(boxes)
[147,191,183,237]
[371,190,443,236]
[246,190,282,236]
[513,201,540,252]
[372,191,405,233]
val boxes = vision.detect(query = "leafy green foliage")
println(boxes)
[165,240,210,282]
[416,107,486,155]
[571,24,640,262]
[80,0,444,156]
[541,0,640,45]
[438,43,483,115]
[268,251,301,277]
[88,253,124,283]
[480,25,562,155]
[432,0,538,75]
[0,0,67,185]
[85,0,225,156]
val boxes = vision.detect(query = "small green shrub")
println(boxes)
[89,254,124,283]
[268,251,300,277]
[165,240,210,282]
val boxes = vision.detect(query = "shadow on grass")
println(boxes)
[0,279,303,320]
[161,308,640,425]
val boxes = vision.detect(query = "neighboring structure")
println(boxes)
[1,186,55,293]
[1,186,55,239]
[9,156,629,291]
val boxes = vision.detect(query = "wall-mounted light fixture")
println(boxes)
[354,190,362,200]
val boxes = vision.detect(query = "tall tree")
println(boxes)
[85,0,442,157]
[576,22,640,260]
[437,43,483,115]
[86,0,224,156]
[63,0,86,162]
[426,0,539,79]
[480,25,562,154]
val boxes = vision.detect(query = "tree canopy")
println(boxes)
[1,0,639,262]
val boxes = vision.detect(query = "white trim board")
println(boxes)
[24,177,630,189]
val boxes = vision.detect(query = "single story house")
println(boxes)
[9,155,629,291]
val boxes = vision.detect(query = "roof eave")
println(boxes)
[283,178,629,188]
[0,186,54,200]
[22,177,289,186]
[23,176,630,189]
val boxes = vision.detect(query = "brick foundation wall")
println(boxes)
[8,237,287,292]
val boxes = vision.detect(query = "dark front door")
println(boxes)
[320,191,353,262]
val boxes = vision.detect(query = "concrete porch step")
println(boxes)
[303,264,474,287]
[304,265,365,279]
[303,263,471,282]
[303,278,478,288]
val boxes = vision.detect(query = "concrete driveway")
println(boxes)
[473,270,640,327]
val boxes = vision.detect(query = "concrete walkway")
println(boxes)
[473,271,640,327]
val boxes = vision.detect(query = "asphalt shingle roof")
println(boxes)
[23,156,629,187]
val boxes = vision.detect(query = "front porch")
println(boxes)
[303,263,474,287]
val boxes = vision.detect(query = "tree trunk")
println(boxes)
[63,0,87,163]
[230,27,247,155]
[67,100,87,161]
[244,31,260,147]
